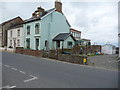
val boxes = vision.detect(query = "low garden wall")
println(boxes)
[15,48,87,65]
[58,54,84,64]
[16,48,42,57]
[0,47,5,51]
[7,48,15,52]
[0,47,15,52]
[42,50,86,64]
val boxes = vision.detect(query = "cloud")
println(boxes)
[1,1,118,46]
[63,2,118,46]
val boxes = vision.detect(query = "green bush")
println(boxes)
[92,62,95,66]
[87,53,95,56]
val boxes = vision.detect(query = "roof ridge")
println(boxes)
[1,16,23,25]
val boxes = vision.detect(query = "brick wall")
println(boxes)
[15,49,42,57]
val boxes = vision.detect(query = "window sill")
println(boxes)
[34,34,40,36]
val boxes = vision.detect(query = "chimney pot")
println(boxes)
[32,12,37,18]
[55,0,62,13]
[37,6,45,17]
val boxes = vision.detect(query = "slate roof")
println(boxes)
[53,33,76,41]
[24,8,55,23]
[80,38,91,41]
[24,8,71,27]
[46,8,55,13]
[8,23,23,30]
[0,16,23,25]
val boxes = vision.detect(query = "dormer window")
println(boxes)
[35,23,39,34]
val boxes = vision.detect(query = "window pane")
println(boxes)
[10,31,12,37]
[35,23,39,34]
[67,41,72,48]
[27,26,30,35]
[26,38,30,49]
[18,29,20,36]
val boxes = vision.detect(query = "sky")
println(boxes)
[0,0,118,46]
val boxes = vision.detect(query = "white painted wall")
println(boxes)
[118,32,120,57]
[7,27,24,48]
[101,44,116,55]
[0,25,2,47]
[119,36,120,57]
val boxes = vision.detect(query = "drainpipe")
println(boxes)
[118,33,120,57]
[2,25,3,47]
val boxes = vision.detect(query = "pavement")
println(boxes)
[1,51,118,88]
[87,54,118,71]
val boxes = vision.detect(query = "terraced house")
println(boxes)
[0,17,24,47]
[7,23,24,49]
[23,0,75,50]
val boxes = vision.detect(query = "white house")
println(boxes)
[7,24,24,49]
[101,44,116,55]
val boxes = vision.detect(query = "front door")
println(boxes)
[36,39,39,50]
[56,41,60,49]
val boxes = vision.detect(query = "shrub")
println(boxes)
[92,62,95,66]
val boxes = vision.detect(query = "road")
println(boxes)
[1,51,118,88]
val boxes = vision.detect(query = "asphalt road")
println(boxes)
[1,51,118,88]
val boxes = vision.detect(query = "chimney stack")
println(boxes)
[37,7,45,17]
[32,12,37,18]
[55,0,62,13]
[32,6,45,18]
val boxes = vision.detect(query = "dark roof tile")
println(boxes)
[24,8,55,23]
[53,33,76,41]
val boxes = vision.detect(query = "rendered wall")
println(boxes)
[40,11,70,50]
[7,27,24,48]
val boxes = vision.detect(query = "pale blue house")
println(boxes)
[23,0,75,50]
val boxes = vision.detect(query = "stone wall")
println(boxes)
[58,54,84,64]
[72,45,101,55]
[42,50,85,64]
[16,49,86,65]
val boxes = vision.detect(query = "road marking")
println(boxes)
[29,75,35,77]
[9,85,16,88]
[24,76,38,83]
[19,71,26,74]
[4,65,9,67]
[2,85,16,88]
[11,68,17,71]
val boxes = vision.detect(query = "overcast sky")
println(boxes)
[0,0,118,46]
